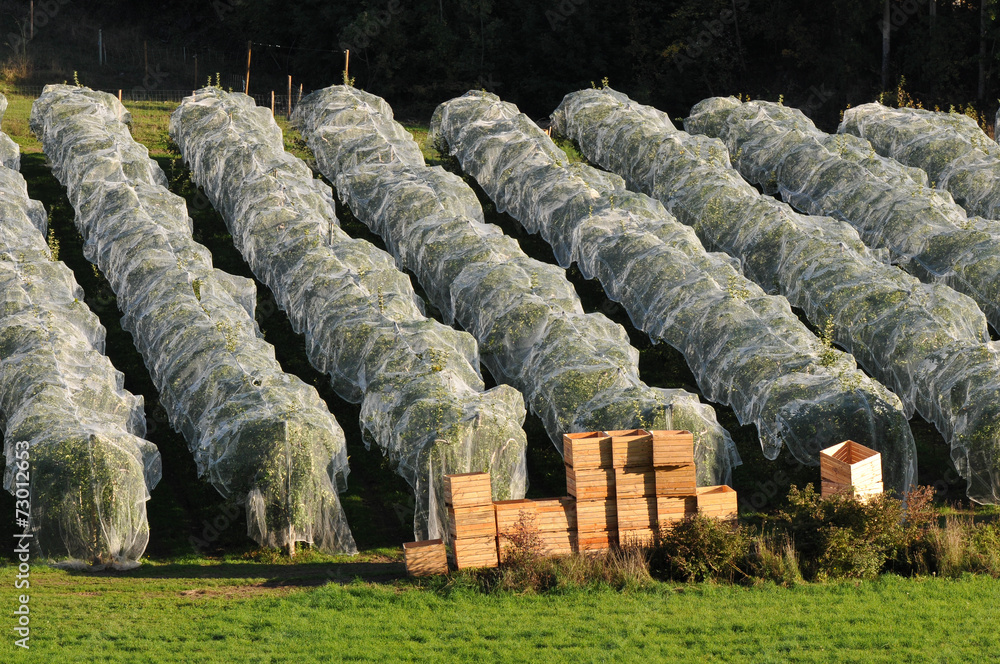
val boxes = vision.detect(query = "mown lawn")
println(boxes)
[1,565,998,662]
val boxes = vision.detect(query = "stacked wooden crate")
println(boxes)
[445,472,498,568]
[564,431,618,551]
[403,539,448,577]
[820,440,883,502]
[495,497,576,561]
[613,429,659,546]
[653,430,700,530]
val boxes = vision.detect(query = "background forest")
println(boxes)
[1,0,997,129]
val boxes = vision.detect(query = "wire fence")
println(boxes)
[4,86,310,115]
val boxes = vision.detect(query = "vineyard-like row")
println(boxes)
[169,88,528,542]
[843,103,1000,221]
[30,85,356,555]
[688,97,1000,331]
[286,86,737,485]
[551,87,1000,504]
[0,93,160,568]
[10,82,1000,562]
[429,90,916,494]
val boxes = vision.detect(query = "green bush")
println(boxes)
[649,515,750,583]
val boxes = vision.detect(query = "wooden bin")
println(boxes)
[563,431,613,470]
[494,499,536,534]
[820,440,883,501]
[533,497,577,532]
[617,496,657,530]
[576,498,617,532]
[566,467,616,500]
[619,528,657,547]
[655,463,697,496]
[448,503,497,540]
[577,530,617,552]
[498,530,577,561]
[403,539,448,577]
[657,495,697,526]
[652,430,695,466]
[451,535,499,569]
[444,472,493,507]
[615,469,656,499]
[604,429,654,469]
[696,485,738,520]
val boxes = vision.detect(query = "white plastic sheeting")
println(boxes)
[284,85,738,486]
[429,90,917,495]
[30,85,357,553]
[553,87,1000,504]
[0,104,159,567]
[171,87,529,542]
[687,97,1000,332]
[840,103,1000,220]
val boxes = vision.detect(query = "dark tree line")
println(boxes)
[26,1,1000,127]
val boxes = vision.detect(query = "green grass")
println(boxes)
[1,566,998,662]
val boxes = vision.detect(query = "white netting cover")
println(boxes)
[429,90,917,495]
[170,88,529,541]
[0,94,21,171]
[553,87,1000,503]
[283,85,738,485]
[0,126,159,567]
[687,97,1000,335]
[30,85,357,553]
[839,102,1000,220]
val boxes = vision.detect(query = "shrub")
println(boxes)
[649,515,750,583]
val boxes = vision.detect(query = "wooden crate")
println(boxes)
[657,495,697,525]
[566,467,616,500]
[403,539,448,577]
[577,530,617,551]
[617,496,657,530]
[444,472,493,507]
[451,535,499,569]
[696,485,738,520]
[494,499,536,534]
[563,431,612,470]
[498,530,576,561]
[532,497,577,532]
[821,480,884,502]
[604,429,653,469]
[615,469,656,499]
[619,527,657,547]
[576,498,618,531]
[448,504,498,539]
[655,463,697,496]
[820,440,883,500]
[652,430,695,466]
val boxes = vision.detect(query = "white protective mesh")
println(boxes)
[170,87,529,542]
[0,94,20,171]
[839,102,1000,219]
[283,85,738,486]
[429,90,917,495]
[0,111,159,568]
[687,97,1000,334]
[553,87,1000,504]
[30,85,357,553]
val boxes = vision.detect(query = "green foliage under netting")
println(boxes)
[430,89,916,495]
[170,87,529,542]
[554,86,1000,505]
[280,84,737,485]
[29,84,356,554]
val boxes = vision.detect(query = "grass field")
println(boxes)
[1,565,998,662]
[1,89,998,660]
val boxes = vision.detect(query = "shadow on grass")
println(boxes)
[57,560,408,587]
